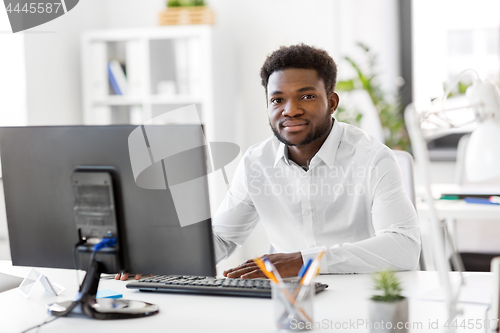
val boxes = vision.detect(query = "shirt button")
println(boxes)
[303,210,310,216]
[309,245,315,248]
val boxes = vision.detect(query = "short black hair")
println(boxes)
[260,44,337,97]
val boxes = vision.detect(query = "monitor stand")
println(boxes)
[48,257,159,320]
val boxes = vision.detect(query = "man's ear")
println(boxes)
[329,92,340,114]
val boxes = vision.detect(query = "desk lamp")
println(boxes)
[405,75,500,332]
[463,82,500,182]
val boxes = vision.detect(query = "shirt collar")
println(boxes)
[273,118,344,169]
[274,141,289,167]
[313,119,343,169]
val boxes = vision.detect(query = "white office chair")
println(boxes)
[393,150,426,270]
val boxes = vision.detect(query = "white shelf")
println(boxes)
[92,95,202,107]
[150,95,202,105]
[81,26,214,142]
[82,25,212,42]
[92,96,142,106]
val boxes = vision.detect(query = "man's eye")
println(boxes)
[271,98,283,104]
[302,94,315,100]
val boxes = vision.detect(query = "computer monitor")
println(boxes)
[0,125,216,318]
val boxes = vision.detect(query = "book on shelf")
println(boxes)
[108,60,128,95]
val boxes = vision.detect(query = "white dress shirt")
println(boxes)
[212,120,421,273]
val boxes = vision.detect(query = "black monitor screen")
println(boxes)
[0,125,216,277]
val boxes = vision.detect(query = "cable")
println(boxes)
[72,240,85,285]
[23,238,118,332]
[441,68,481,108]
[93,237,116,251]
[21,315,60,333]
[421,68,482,128]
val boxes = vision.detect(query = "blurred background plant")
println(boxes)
[443,80,472,99]
[335,105,363,126]
[336,42,410,151]
[167,0,206,7]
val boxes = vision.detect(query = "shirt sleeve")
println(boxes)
[301,148,422,274]
[212,154,260,264]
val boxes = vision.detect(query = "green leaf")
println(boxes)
[167,0,183,7]
[458,81,471,94]
[357,41,370,53]
[336,80,355,91]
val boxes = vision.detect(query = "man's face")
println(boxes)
[267,68,338,147]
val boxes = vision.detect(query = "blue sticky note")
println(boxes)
[96,289,123,299]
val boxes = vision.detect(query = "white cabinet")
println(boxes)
[81,25,214,141]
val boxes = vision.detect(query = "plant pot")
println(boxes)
[159,7,214,25]
[368,298,409,333]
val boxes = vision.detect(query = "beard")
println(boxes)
[270,113,333,147]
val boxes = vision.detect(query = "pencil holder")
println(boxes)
[272,282,314,331]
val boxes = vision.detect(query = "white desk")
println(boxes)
[415,184,500,270]
[416,183,500,221]
[417,199,500,221]
[0,261,494,333]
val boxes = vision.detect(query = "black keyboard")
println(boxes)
[126,275,328,298]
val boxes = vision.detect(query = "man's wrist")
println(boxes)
[300,246,328,273]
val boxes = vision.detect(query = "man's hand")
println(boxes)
[114,273,143,281]
[223,252,303,279]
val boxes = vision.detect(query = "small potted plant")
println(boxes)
[368,270,408,333]
[159,0,214,25]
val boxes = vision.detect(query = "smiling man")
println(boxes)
[213,44,421,279]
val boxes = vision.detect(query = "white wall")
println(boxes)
[413,0,500,103]
[24,0,106,125]
[23,0,166,126]
[0,9,27,260]
[336,0,401,96]
[0,8,26,126]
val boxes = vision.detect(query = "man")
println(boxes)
[116,44,421,281]
[215,44,421,279]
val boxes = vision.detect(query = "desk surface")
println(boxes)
[416,183,500,220]
[417,199,500,220]
[0,261,494,333]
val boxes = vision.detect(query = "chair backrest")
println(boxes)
[393,150,425,270]
[455,133,470,186]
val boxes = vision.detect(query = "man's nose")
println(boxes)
[282,100,304,117]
